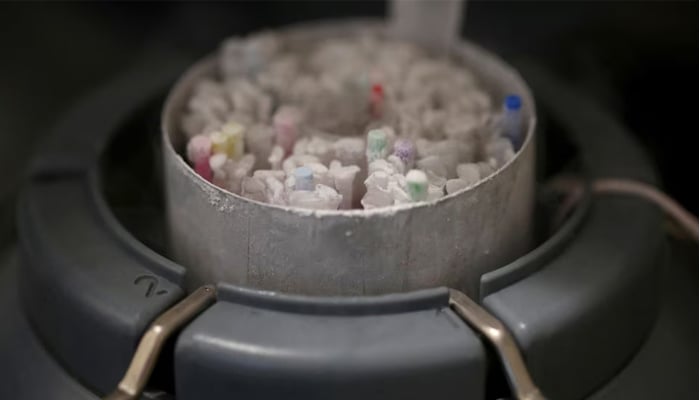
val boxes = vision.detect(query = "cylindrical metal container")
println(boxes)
[162,20,536,297]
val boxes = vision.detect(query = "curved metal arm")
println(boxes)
[449,288,546,400]
[104,285,217,400]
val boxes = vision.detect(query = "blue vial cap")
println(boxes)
[294,166,314,191]
[295,166,313,181]
[504,94,522,111]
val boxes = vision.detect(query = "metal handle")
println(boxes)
[448,289,546,400]
[104,285,217,400]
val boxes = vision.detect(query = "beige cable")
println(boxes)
[546,176,698,242]
[592,178,698,241]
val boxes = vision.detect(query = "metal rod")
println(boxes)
[448,288,546,400]
[104,285,217,400]
[390,0,465,55]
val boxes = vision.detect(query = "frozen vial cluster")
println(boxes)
[180,32,524,210]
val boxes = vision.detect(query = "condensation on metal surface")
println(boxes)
[162,20,537,297]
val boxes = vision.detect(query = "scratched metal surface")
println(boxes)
[162,20,536,297]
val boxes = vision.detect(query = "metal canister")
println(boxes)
[162,20,536,297]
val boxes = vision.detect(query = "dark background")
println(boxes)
[0,1,696,240]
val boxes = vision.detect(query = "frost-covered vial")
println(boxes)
[366,128,388,164]
[406,169,429,202]
[294,166,315,191]
[503,94,522,148]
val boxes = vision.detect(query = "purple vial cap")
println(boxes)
[393,139,415,162]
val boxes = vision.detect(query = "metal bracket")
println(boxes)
[448,288,546,400]
[104,285,217,400]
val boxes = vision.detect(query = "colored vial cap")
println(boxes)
[504,94,522,111]
[186,134,212,165]
[393,139,415,163]
[210,131,237,158]
[367,129,387,152]
[294,166,314,191]
[406,169,429,202]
